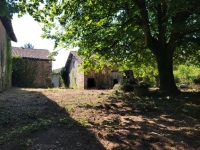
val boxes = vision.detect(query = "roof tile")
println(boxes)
[12,47,55,60]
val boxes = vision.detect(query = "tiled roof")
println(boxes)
[0,16,17,42]
[12,47,55,60]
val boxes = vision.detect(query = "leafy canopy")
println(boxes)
[18,0,200,72]
[0,0,19,18]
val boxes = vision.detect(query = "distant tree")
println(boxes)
[23,43,34,49]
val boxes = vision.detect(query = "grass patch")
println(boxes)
[76,117,91,127]
[65,106,75,114]
[59,117,81,128]
[0,119,52,145]
[59,117,91,128]
[101,118,121,126]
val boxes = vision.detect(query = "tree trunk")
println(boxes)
[155,53,180,94]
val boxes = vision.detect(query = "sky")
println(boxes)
[11,14,72,70]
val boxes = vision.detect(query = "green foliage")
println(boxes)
[5,35,12,88]
[12,57,38,87]
[59,67,69,88]
[194,75,200,84]
[0,34,12,90]
[0,0,19,18]
[59,117,90,128]
[174,65,200,84]
[17,0,200,92]
[0,119,51,145]
[23,43,34,49]
[59,117,81,128]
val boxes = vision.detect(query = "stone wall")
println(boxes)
[66,53,123,89]
[84,68,123,89]
[0,21,7,91]
[67,56,84,89]
[33,60,52,88]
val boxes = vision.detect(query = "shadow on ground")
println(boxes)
[0,88,200,150]
[80,91,200,149]
[0,88,105,150]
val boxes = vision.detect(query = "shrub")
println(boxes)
[59,67,69,87]
[174,65,200,84]
[12,57,38,87]
[194,75,200,84]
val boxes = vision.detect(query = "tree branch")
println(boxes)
[132,0,153,50]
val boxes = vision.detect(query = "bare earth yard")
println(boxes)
[0,88,200,150]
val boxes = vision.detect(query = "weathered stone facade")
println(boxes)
[0,20,7,91]
[0,17,17,91]
[33,60,52,88]
[66,53,84,89]
[65,51,122,89]
[12,47,53,88]
[83,68,122,89]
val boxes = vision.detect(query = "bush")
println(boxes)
[194,75,200,84]
[59,67,69,87]
[12,57,38,87]
[174,65,200,84]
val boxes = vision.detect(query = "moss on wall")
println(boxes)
[59,67,69,88]
[5,34,12,88]
[12,58,52,88]
[12,57,38,87]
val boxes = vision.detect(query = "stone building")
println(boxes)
[0,17,17,91]
[65,51,122,89]
[12,47,54,88]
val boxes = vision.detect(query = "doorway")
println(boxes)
[87,78,95,88]
[113,79,118,86]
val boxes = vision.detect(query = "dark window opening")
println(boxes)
[87,78,95,88]
[113,79,118,86]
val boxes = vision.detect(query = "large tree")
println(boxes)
[18,0,200,93]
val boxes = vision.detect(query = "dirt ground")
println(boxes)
[0,88,200,150]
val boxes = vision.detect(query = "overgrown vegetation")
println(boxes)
[126,64,200,87]
[174,65,200,85]
[59,67,69,87]
[5,35,12,89]
[17,0,200,93]
[0,119,51,145]
[0,34,12,91]
[194,75,200,84]
[0,0,18,18]
[12,57,38,87]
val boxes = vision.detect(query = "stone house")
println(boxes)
[65,51,122,89]
[12,47,54,88]
[0,17,17,91]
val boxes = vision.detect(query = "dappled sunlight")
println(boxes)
[159,115,175,122]
[88,90,200,149]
